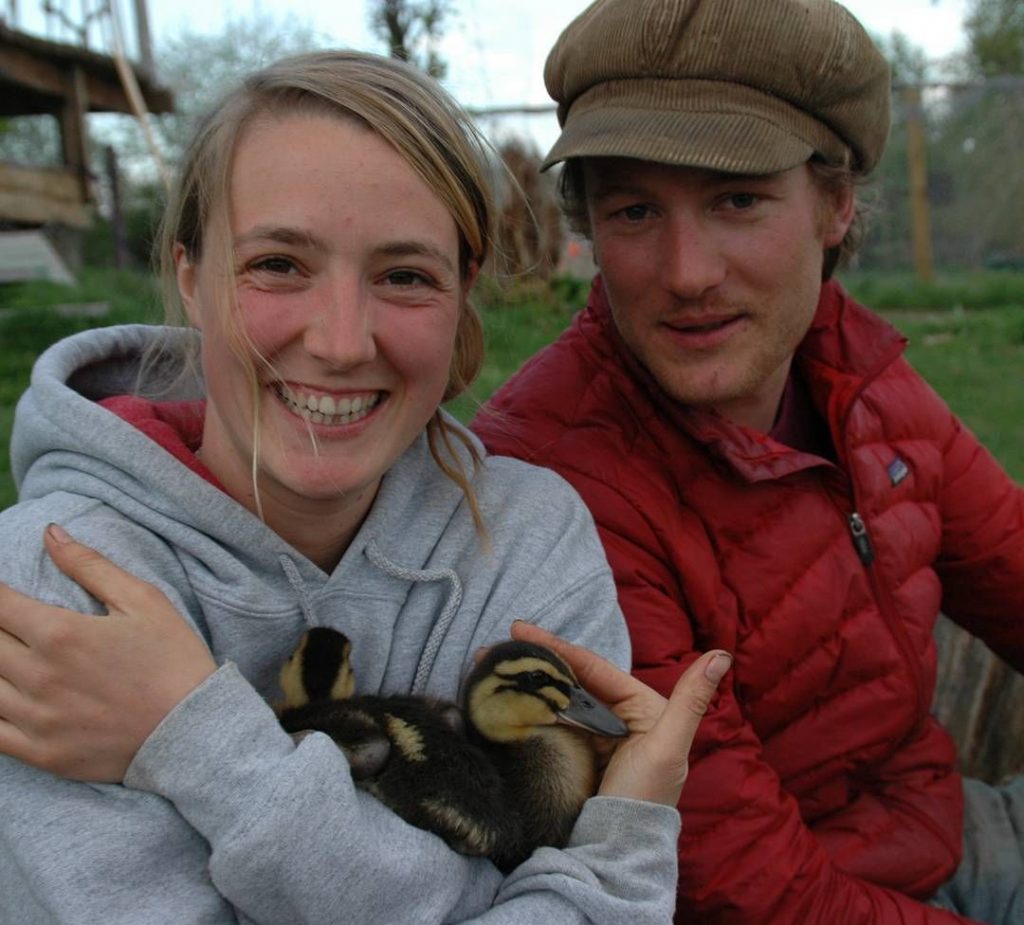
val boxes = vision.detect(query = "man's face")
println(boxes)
[584,159,853,431]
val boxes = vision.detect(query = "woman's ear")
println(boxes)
[174,243,201,329]
[463,259,481,296]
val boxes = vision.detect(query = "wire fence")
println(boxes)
[861,76,1024,275]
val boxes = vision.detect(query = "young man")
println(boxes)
[472,0,1024,921]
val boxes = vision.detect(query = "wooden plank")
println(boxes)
[933,615,1024,783]
[0,162,90,226]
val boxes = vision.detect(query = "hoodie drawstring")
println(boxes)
[365,539,463,695]
[278,555,319,628]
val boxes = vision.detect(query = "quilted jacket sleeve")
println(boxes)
[932,407,1024,667]
[578,473,978,925]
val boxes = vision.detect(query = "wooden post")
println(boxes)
[59,63,90,204]
[132,0,155,78]
[902,85,935,283]
[104,145,130,269]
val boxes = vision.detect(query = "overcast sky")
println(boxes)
[14,0,971,151]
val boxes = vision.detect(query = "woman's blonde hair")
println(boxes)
[156,50,492,531]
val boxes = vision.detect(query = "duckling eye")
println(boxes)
[523,670,553,688]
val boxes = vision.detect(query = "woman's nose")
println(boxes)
[303,277,377,368]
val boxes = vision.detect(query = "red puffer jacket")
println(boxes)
[473,278,1024,924]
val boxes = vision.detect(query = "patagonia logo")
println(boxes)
[887,457,910,487]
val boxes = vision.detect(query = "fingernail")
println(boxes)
[704,652,733,684]
[47,523,73,544]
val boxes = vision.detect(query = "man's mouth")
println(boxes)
[272,383,383,426]
[675,318,735,333]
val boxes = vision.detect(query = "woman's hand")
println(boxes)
[510,620,730,807]
[0,525,216,782]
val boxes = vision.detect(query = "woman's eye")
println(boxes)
[384,269,432,287]
[249,256,298,275]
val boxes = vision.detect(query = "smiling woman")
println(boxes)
[0,49,728,924]
[180,112,468,565]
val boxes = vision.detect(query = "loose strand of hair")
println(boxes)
[426,411,489,548]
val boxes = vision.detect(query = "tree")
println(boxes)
[966,0,1024,77]
[872,31,930,85]
[128,14,327,170]
[368,0,452,79]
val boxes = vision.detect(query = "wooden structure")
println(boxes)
[0,22,172,228]
[934,616,1024,784]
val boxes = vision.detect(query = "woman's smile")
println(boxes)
[270,382,385,429]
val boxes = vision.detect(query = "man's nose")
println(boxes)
[660,215,727,299]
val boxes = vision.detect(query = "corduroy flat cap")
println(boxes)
[543,0,892,174]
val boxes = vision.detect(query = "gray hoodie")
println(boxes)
[0,325,680,924]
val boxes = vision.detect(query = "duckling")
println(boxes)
[278,628,514,858]
[277,628,627,871]
[461,640,628,870]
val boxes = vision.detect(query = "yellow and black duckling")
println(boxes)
[460,640,627,870]
[277,627,627,871]
[278,627,511,858]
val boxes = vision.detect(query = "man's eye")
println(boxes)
[619,204,651,222]
[725,193,759,210]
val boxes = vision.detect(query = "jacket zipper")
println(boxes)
[847,512,874,565]
[832,337,927,723]
[841,504,926,722]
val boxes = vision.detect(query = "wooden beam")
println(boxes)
[0,26,173,116]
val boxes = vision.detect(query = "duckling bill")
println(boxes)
[277,628,627,872]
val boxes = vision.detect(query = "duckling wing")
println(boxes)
[347,696,522,862]
[279,700,392,780]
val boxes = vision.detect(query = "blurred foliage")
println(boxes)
[0,114,62,166]
[492,139,564,283]
[369,0,452,79]
[966,0,1024,76]
[0,269,162,508]
[857,24,1024,273]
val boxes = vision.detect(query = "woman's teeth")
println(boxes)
[274,385,381,425]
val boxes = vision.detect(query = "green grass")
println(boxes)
[880,306,1024,481]
[0,269,161,508]
[2,268,1022,511]
[840,269,1024,311]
